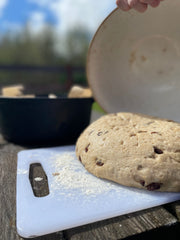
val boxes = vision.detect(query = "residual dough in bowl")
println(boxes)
[87,0,180,122]
[76,112,180,192]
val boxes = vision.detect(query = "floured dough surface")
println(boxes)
[76,112,180,192]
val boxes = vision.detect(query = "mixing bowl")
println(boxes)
[87,0,180,122]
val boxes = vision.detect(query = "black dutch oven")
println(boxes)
[0,96,93,146]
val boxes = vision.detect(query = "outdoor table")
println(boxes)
[1,133,180,240]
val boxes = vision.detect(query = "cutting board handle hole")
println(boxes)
[29,163,49,197]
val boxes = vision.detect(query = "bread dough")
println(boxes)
[76,112,180,192]
[68,85,92,98]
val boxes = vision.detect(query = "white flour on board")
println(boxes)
[49,152,127,199]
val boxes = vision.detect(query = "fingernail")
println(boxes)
[116,0,131,11]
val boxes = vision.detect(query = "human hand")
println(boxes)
[116,0,164,13]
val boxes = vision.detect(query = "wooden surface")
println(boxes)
[0,134,180,240]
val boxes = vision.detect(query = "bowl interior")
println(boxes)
[87,1,180,122]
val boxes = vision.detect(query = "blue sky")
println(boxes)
[2,0,56,25]
[0,0,116,35]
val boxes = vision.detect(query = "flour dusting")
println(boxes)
[50,152,122,198]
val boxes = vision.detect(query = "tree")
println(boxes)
[0,24,90,94]
[61,27,91,65]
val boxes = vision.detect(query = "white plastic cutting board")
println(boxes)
[16,145,180,238]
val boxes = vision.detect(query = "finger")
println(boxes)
[116,0,131,11]
[140,0,161,7]
[127,0,138,7]
[140,0,155,3]
[128,0,148,12]
[134,2,148,12]
[150,0,161,7]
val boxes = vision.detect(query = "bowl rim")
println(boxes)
[86,7,118,113]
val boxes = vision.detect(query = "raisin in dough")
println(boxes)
[76,112,180,192]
